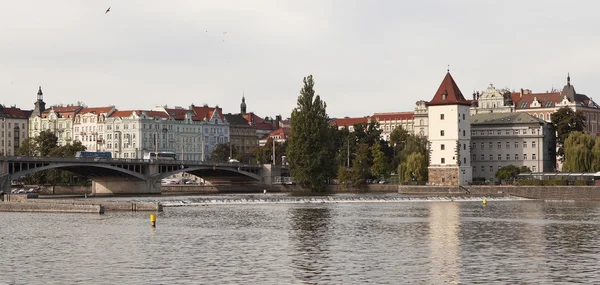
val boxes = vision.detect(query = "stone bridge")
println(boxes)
[0,156,265,195]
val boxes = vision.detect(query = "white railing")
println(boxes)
[274,176,294,185]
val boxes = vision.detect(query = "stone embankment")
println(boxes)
[0,194,162,214]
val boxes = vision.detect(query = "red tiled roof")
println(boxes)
[242,113,266,125]
[331,117,369,128]
[427,72,471,106]
[371,112,414,121]
[109,110,142,118]
[41,106,82,118]
[1,107,28,119]
[79,106,114,114]
[255,122,276,131]
[512,92,562,109]
[191,106,225,121]
[260,128,290,140]
[163,108,190,120]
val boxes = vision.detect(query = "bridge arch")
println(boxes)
[156,166,261,181]
[11,163,146,180]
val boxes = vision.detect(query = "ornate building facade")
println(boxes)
[0,105,30,156]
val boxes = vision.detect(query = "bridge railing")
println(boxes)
[6,156,262,168]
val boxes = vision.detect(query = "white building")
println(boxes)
[427,72,472,186]
[73,106,116,151]
[470,112,556,181]
[0,105,30,156]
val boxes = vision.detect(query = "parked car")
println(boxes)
[378,179,387,184]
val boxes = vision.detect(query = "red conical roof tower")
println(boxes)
[426,72,471,106]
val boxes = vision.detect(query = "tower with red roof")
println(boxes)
[426,71,472,186]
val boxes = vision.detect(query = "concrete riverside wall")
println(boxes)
[23,199,162,212]
[92,177,160,195]
[398,185,600,201]
[0,201,103,213]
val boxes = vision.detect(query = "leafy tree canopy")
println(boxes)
[287,75,335,191]
[551,107,585,160]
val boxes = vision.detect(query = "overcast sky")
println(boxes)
[1,0,599,119]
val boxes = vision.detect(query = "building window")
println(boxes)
[524,154,528,160]
[480,131,484,135]
[514,130,519,135]
[532,141,537,148]
[506,154,510,160]
[488,130,493,135]
[472,131,476,136]
[481,143,484,149]
[489,154,493,161]
[473,154,476,161]
[489,166,493,172]
[481,166,485,172]
[473,143,477,149]
[497,142,501,149]
[488,142,492,149]
[497,130,502,135]
[523,142,527,148]
[498,154,501,160]
[515,154,519,160]
[515,142,519,148]
[506,142,510,149]
[463,157,466,164]
[462,114,465,120]
[441,144,445,150]
[532,154,537,160]
[481,154,484,161]
[532,166,536,172]
[441,158,445,164]
[440,130,445,136]
[440,114,445,120]
[463,130,466,137]
[506,130,510,135]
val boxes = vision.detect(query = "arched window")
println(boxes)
[539,113,543,119]
[546,113,550,121]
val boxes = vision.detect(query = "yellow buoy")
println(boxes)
[150,214,156,228]
[483,198,487,205]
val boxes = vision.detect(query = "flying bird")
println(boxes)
[105,7,111,14]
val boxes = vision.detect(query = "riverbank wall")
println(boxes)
[0,194,161,213]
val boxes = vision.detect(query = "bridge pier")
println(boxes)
[91,177,161,195]
[1,160,9,193]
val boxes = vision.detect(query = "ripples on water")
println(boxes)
[3,195,600,284]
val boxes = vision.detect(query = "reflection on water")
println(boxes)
[3,198,600,284]
[428,202,461,284]
[288,207,332,283]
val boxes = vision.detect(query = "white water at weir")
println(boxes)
[159,195,529,207]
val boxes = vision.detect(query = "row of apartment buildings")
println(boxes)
[332,73,595,184]
[1,89,284,161]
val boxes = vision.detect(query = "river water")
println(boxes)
[2,194,600,284]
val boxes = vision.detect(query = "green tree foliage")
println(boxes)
[370,142,390,179]
[562,131,594,172]
[495,165,522,183]
[35,130,58,156]
[287,75,335,191]
[403,152,427,182]
[336,166,352,190]
[250,138,287,164]
[210,143,238,162]
[353,121,382,147]
[350,143,371,189]
[17,138,37,156]
[551,107,586,160]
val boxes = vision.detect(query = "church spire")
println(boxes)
[240,93,247,114]
[37,86,43,101]
[567,73,571,86]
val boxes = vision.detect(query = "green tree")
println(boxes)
[287,75,335,191]
[551,107,586,160]
[210,143,238,162]
[563,131,594,172]
[336,166,352,189]
[371,142,390,179]
[495,165,522,183]
[404,152,427,182]
[350,143,371,189]
[250,138,287,164]
[17,138,37,156]
[34,130,58,156]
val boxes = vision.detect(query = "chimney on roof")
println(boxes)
[275,115,282,128]
[520,88,524,98]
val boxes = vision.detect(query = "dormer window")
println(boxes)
[442,94,447,100]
